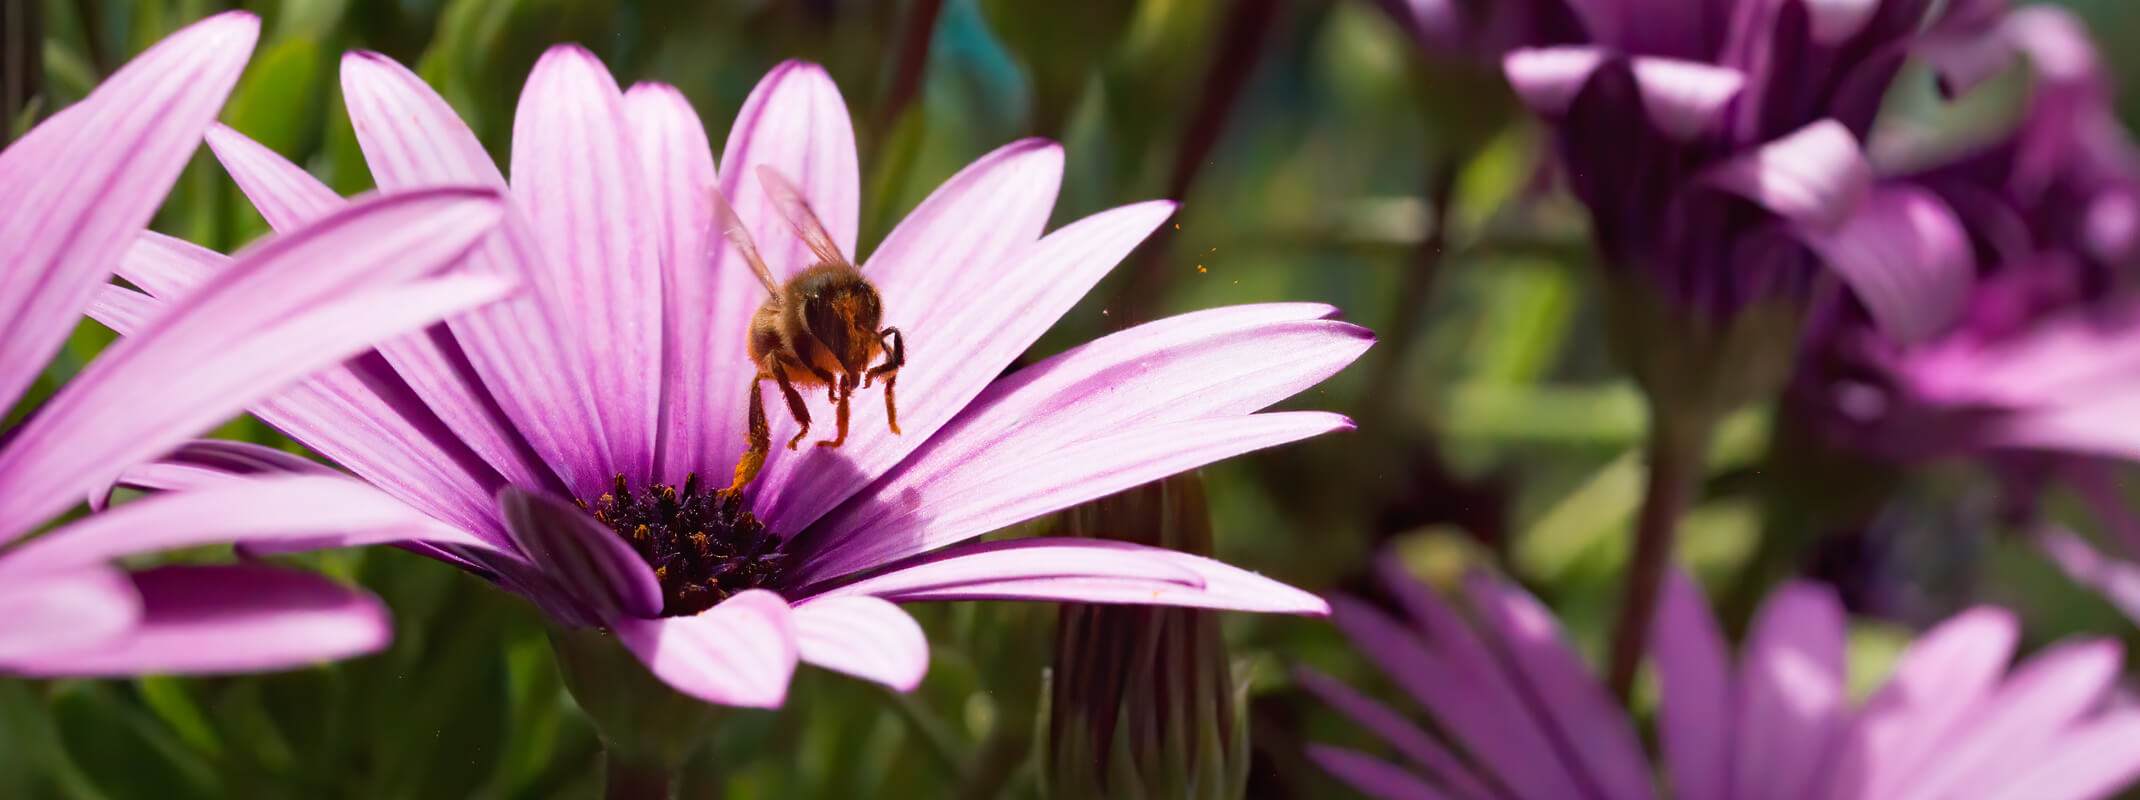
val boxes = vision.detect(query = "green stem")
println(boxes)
[1605,406,1715,704]
[603,751,674,800]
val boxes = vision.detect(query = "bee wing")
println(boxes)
[754,164,852,268]
[707,182,781,295]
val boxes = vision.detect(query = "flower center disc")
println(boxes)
[577,473,786,617]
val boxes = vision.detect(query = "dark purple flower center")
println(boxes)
[576,473,786,617]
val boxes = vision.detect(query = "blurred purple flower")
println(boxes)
[104,47,1369,707]
[1501,0,1978,329]
[1373,0,1586,66]
[1783,4,2140,626]
[1305,556,2140,799]
[0,13,515,676]
[1796,5,2140,465]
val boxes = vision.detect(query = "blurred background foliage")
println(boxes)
[8,0,2140,797]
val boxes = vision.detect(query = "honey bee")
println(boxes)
[715,165,905,492]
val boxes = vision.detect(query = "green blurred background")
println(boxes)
[9,0,2140,797]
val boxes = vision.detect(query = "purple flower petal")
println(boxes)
[804,538,1200,596]
[746,139,1065,533]
[84,438,336,514]
[498,486,663,621]
[510,45,663,492]
[805,412,1350,584]
[341,49,610,498]
[1505,46,1608,117]
[810,537,1325,614]
[1889,638,2122,800]
[1305,744,1453,800]
[0,476,494,580]
[2036,525,2140,623]
[1904,302,2140,413]
[798,302,1370,579]
[0,566,139,663]
[610,588,798,708]
[98,242,512,543]
[791,595,928,691]
[1978,709,2140,800]
[1650,572,1733,800]
[1730,581,1848,800]
[0,11,256,413]
[1379,565,1627,799]
[1628,57,1746,142]
[1704,120,1873,231]
[202,123,344,226]
[1801,185,1974,345]
[203,124,554,496]
[1461,574,1654,800]
[620,82,724,485]
[117,231,225,296]
[1296,667,1498,798]
[1830,607,2017,798]
[1802,0,1880,45]
[1,564,389,676]
[1329,593,1584,799]
[0,189,512,543]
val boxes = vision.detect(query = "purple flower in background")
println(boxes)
[1501,0,1977,333]
[1783,4,2140,622]
[107,47,1368,707]
[1304,556,2140,800]
[0,12,515,675]
[1373,0,1586,66]
[1796,5,2140,465]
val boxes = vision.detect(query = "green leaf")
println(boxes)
[134,676,224,758]
[51,681,225,800]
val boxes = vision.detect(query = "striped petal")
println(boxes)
[1730,582,1848,800]
[0,564,388,676]
[799,413,1352,583]
[611,588,798,708]
[341,49,610,499]
[0,189,511,543]
[791,595,928,691]
[805,538,1325,614]
[1306,745,1453,800]
[498,486,663,621]
[0,475,492,580]
[203,124,554,494]
[797,302,1370,580]
[509,45,662,493]
[0,11,256,412]
[622,83,726,485]
[0,566,139,664]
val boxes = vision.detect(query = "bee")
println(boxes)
[714,165,905,492]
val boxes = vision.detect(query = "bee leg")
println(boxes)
[728,376,773,492]
[880,372,900,435]
[864,328,905,390]
[868,329,903,435]
[817,375,852,448]
[770,363,812,450]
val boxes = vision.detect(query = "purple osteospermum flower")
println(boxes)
[1500,0,1979,332]
[0,12,516,675]
[1795,5,2140,464]
[1374,0,1586,67]
[1782,4,2140,621]
[1304,555,2140,800]
[105,47,1368,707]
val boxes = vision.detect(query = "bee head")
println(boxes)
[801,280,884,379]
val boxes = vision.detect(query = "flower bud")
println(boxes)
[1041,473,1249,800]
